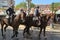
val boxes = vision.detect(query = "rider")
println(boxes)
[6,6,15,24]
[33,6,41,21]
[20,9,26,22]
[34,6,40,17]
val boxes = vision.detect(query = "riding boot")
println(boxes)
[10,15,13,23]
[12,15,15,22]
[8,17,10,24]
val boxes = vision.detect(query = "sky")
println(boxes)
[15,0,60,5]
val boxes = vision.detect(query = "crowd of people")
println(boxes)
[1,5,60,27]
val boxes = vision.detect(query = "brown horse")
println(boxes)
[0,13,25,38]
[23,14,51,39]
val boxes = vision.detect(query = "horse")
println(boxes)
[0,12,26,38]
[23,14,51,39]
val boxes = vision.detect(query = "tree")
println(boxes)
[54,3,60,8]
[15,2,35,9]
[48,2,60,11]
[50,2,60,10]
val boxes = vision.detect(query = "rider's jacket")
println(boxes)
[6,7,15,16]
[34,9,40,16]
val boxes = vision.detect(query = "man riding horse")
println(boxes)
[6,6,15,24]
[34,6,40,17]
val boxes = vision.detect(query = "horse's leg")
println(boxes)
[11,27,19,38]
[1,20,4,36]
[23,25,31,38]
[26,26,31,35]
[15,30,18,37]
[43,27,46,37]
[15,28,19,40]
[4,25,8,32]
[15,28,18,37]
[25,26,32,39]
[13,28,15,35]
[1,21,6,39]
[11,28,16,38]
[43,27,47,39]
[23,26,27,36]
[1,24,4,36]
[39,27,42,38]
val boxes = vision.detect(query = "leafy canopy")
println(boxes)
[15,2,35,9]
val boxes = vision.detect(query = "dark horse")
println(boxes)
[0,13,26,38]
[23,14,50,39]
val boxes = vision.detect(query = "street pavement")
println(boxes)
[0,25,60,40]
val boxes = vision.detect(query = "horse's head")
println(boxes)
[41,14,50,23]
[16,10,26,18]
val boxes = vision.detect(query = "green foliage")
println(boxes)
[51,2,60,9]
[50,2,60,11]
[30,3,35,8]
[54,2,60,8]
[15,2,35,9]
[15,2,26,9]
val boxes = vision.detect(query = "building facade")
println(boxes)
[0,0,15,8]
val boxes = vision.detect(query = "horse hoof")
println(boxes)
[23,34,26,38]
[44,36,47,40]
[2,34,4,37]
[11,36,15,38]
[26,36,32,39]
[29,36,32,39]
[12,37,19,40]
[44,37,47,40]
[23,36,25,38]
[16,37,19,40]
[3,34,6,40]
[38,35,41,40]
[38,37,41,40]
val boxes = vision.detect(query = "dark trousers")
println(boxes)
[8,16,11,24]
[8,15,13,24]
